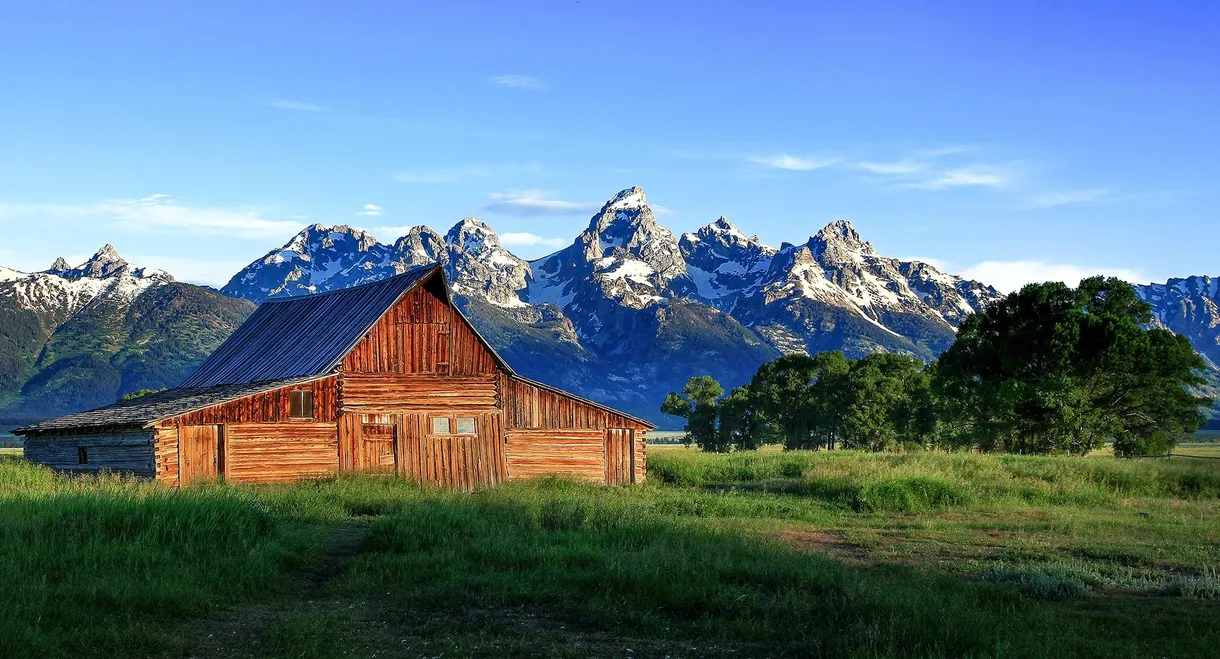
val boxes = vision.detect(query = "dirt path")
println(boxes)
[188,522,372,658]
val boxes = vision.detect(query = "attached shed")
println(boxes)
[16,265,653,488]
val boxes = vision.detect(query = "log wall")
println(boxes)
[505,428,605,482]
[339,373,499,413]
[154,426,179,483]
[225,422,338,483]
[23,430,156,477]
[343,286,499,376]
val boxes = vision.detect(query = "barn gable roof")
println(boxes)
[181,264,509,387]
[15,374,331,434]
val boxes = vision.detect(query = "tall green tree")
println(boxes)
[749,352,851,450]
[839,354,933,451]
[715,385,778,451]
[661,375,726,452]
[933,276,1210,455]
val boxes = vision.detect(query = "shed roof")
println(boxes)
[15,375,331,434]
[182,264,450,387]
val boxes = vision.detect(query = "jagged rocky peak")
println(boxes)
[680,217,778,303]
[582,186,685,278]
[444,217,531,309]
[391,225,448,270]
[809,219,876,263]
[289,223,379,253]
[48,257,71,273]
[445,217,502,253]
[71,244,130,279]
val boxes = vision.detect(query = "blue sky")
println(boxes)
[0,1,1216,291]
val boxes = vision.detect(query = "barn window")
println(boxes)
[456,417,476,434]
[289,390,314,419]
[431,417,451,434]
[77,446,88,464]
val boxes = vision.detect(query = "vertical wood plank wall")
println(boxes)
[343,286,499,376]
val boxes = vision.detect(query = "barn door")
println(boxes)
[180,425,224,485]
[604,428,635,486]
[361,423,398,471]
[399,412,505,490]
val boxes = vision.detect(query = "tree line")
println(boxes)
[662,277,1212,457]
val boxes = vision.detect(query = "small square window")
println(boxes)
[289,390,314,419]
[77,446,88,464]
[431,417,451,434]
[456,417,476,434]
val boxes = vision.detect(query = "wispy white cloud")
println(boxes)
[357,203,383,217]
[958,260,1145,294]
[856,160,925,175]
[483,190,598,216]
[0,195,302,240]
[394,162,543,184]
[1025,188,1111,208]
[500,232,566,248]
[745,154,840,171]
[904,166,1010,190]
[268,98,325,111]
[487,74,548,90]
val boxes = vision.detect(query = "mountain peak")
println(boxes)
[72,244,130,279]
[604,186,647,211]
[445,217,503,254]
[810,219,874,260]
[48,257,71,273]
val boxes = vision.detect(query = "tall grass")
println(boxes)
[0,450,1217,658]
[0,459,314,657]
[648,448,1220,512]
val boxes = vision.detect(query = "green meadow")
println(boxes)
[1,447,1217,658]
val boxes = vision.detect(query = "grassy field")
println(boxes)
[0,449,1217,658]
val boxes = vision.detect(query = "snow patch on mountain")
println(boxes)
[0,245,173,324]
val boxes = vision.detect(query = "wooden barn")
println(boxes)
[14,265,653,488]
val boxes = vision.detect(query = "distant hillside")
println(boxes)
[0,248,254,425]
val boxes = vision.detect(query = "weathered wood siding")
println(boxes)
[604,428,635,486]
[225,422,338,483]
[501,375,648,484]
[339,373,499,413]
[154,426,179,483]
[165,376,338,426]
[22,430,156,477]
[503,375,649,431]
[505,428,605,482]
[343,285,499,376]
[399,411,506,490]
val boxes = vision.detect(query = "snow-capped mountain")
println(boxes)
[0,245,173,326]
[214,187,1002,419]
[0,247,251,423]
[679,217,777,302]
[10,187,1220,427]
[1136,275,1220,367]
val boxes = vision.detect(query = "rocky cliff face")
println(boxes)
[1136,276,1220,368]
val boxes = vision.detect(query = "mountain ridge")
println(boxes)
[4,186,1218,428]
